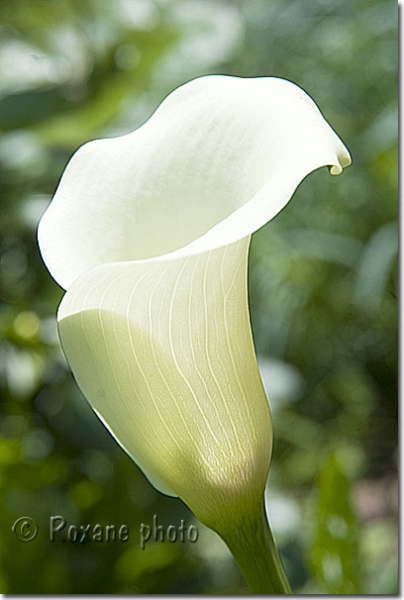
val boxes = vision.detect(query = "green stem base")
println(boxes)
[221,501,292,594]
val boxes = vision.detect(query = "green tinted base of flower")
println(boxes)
[217,500,292,594]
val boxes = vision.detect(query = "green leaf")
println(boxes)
[309,452,360,594]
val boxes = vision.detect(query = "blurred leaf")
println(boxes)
[309,452,360,594]
[0,88,71,131]
[355,221,398,315]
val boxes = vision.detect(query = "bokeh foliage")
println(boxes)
[0,0,397,594]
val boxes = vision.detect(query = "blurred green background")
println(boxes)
[0,0,397,594]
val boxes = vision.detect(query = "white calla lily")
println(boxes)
[38,75,350,591]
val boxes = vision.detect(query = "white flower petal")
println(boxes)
[38,75,351,527]
[58,239,272,524]
[38,75,351,290]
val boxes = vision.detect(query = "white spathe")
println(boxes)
[38,75,350,528]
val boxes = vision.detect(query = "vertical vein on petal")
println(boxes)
[201,251,246,459]
[101,269,177,469]
[221,244,257,445]
[123,265,192,467]
[146,264,214,472]
[191,253,238,458]
[168,258,222,448]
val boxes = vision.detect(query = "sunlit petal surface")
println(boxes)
[38,76,350,290]
[38,75,350,522]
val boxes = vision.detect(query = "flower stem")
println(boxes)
[222,500,292,594]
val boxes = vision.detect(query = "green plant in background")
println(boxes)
[0,0,397,594]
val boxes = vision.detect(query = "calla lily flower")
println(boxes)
[38,75,350,591]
